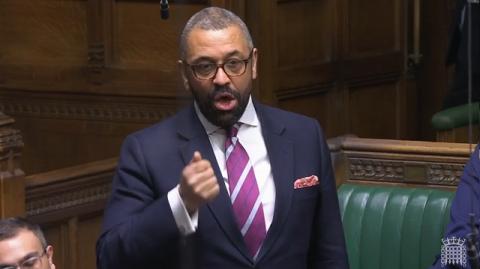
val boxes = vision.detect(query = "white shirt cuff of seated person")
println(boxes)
[167,185,198,235]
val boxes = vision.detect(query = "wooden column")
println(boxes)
[0,112,25,217]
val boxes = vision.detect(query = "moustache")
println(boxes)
[210,86,239,98]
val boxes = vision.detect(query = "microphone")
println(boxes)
[160,0,169,20]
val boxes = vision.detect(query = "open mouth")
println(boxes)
[213,92,238,111]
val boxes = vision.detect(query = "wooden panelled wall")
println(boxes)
[252,0,412,140]
[0,0,455,174]
[0,1,457,268]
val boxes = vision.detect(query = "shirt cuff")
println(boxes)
[167,185,198,235]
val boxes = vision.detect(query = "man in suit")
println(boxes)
[96,7,349,269]
[443,0,479,109]
[0,217,56,269]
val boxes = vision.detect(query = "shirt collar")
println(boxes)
[194,96,259,135]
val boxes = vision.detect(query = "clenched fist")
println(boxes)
[179,151,220,215]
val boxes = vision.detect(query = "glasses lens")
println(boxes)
[192,63,216,79]
[224,59,245,76]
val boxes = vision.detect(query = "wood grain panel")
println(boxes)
[348,81,400,138]
[114,2,196,68]
[278,86,331,135]
[276,0,336,67]
[1,90,186,173]
[0,0,87,65]
[77,216,103,269]
[346,0,402,57]
[276,0,337,90]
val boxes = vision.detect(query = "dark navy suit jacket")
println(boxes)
[430,145,480,269]
[96,102,349,269]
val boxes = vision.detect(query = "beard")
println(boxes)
[192,85,250,129]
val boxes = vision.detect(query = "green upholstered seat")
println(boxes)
[338,183,455,269]
[431,102,480,131]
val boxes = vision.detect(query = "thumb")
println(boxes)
[190,151,202,163]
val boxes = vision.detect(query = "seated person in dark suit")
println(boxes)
[430,145,480,269]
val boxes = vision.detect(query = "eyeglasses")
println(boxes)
[184,49,254,80]
[0,249,47,269]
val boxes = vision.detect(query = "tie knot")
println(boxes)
[227,124,240,139]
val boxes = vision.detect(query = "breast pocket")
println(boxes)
[292,185,320,200]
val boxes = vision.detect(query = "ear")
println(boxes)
[178,60,190,92]
[46,245,55,269]
[251,48,258,80]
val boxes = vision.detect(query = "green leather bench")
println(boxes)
[431,102,480,142]
[338,183,455,269]
[431,102,480,131]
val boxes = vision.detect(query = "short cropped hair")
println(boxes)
[0,217,48,248]
[180,7,254,59]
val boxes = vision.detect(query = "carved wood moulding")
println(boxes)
[348,157,465,186]
[26,180,111,217]
[25,158,117,217]
[87,43,106,74]
[0,113,24,177]
[0,97,180,123]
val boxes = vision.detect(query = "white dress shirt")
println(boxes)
[168,97,276,235]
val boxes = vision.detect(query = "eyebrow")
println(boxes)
[0,251,39,267]
[189,50,244,63]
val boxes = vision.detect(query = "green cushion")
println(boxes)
[338,183,454,269]
[431,102,480,130]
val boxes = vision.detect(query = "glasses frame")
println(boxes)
[0,248,47,269]
[184,49,254,80]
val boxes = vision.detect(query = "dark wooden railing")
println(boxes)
[328,136,472,190]
[25,158,117,269]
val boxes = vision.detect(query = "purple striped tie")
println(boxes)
[225,125,266,259]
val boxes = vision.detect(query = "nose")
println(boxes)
[212,66,231,85]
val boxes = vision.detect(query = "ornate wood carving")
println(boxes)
[427,163,464,185]
[329,136,471,188]
[86,0,114,84]
[0,113,24,178]
[25,158,116,219]
[26,181,111,217]
[349,158,404,181]
[0,96,179,123]
[0,112,25,217]
[348,157,464,185]
[87,43,106,74]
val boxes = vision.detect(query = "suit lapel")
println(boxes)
[256,104,294,261]
[254,103,295,262]
[177,105,252,262]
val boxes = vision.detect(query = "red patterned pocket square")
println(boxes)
[293,175,319,189]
